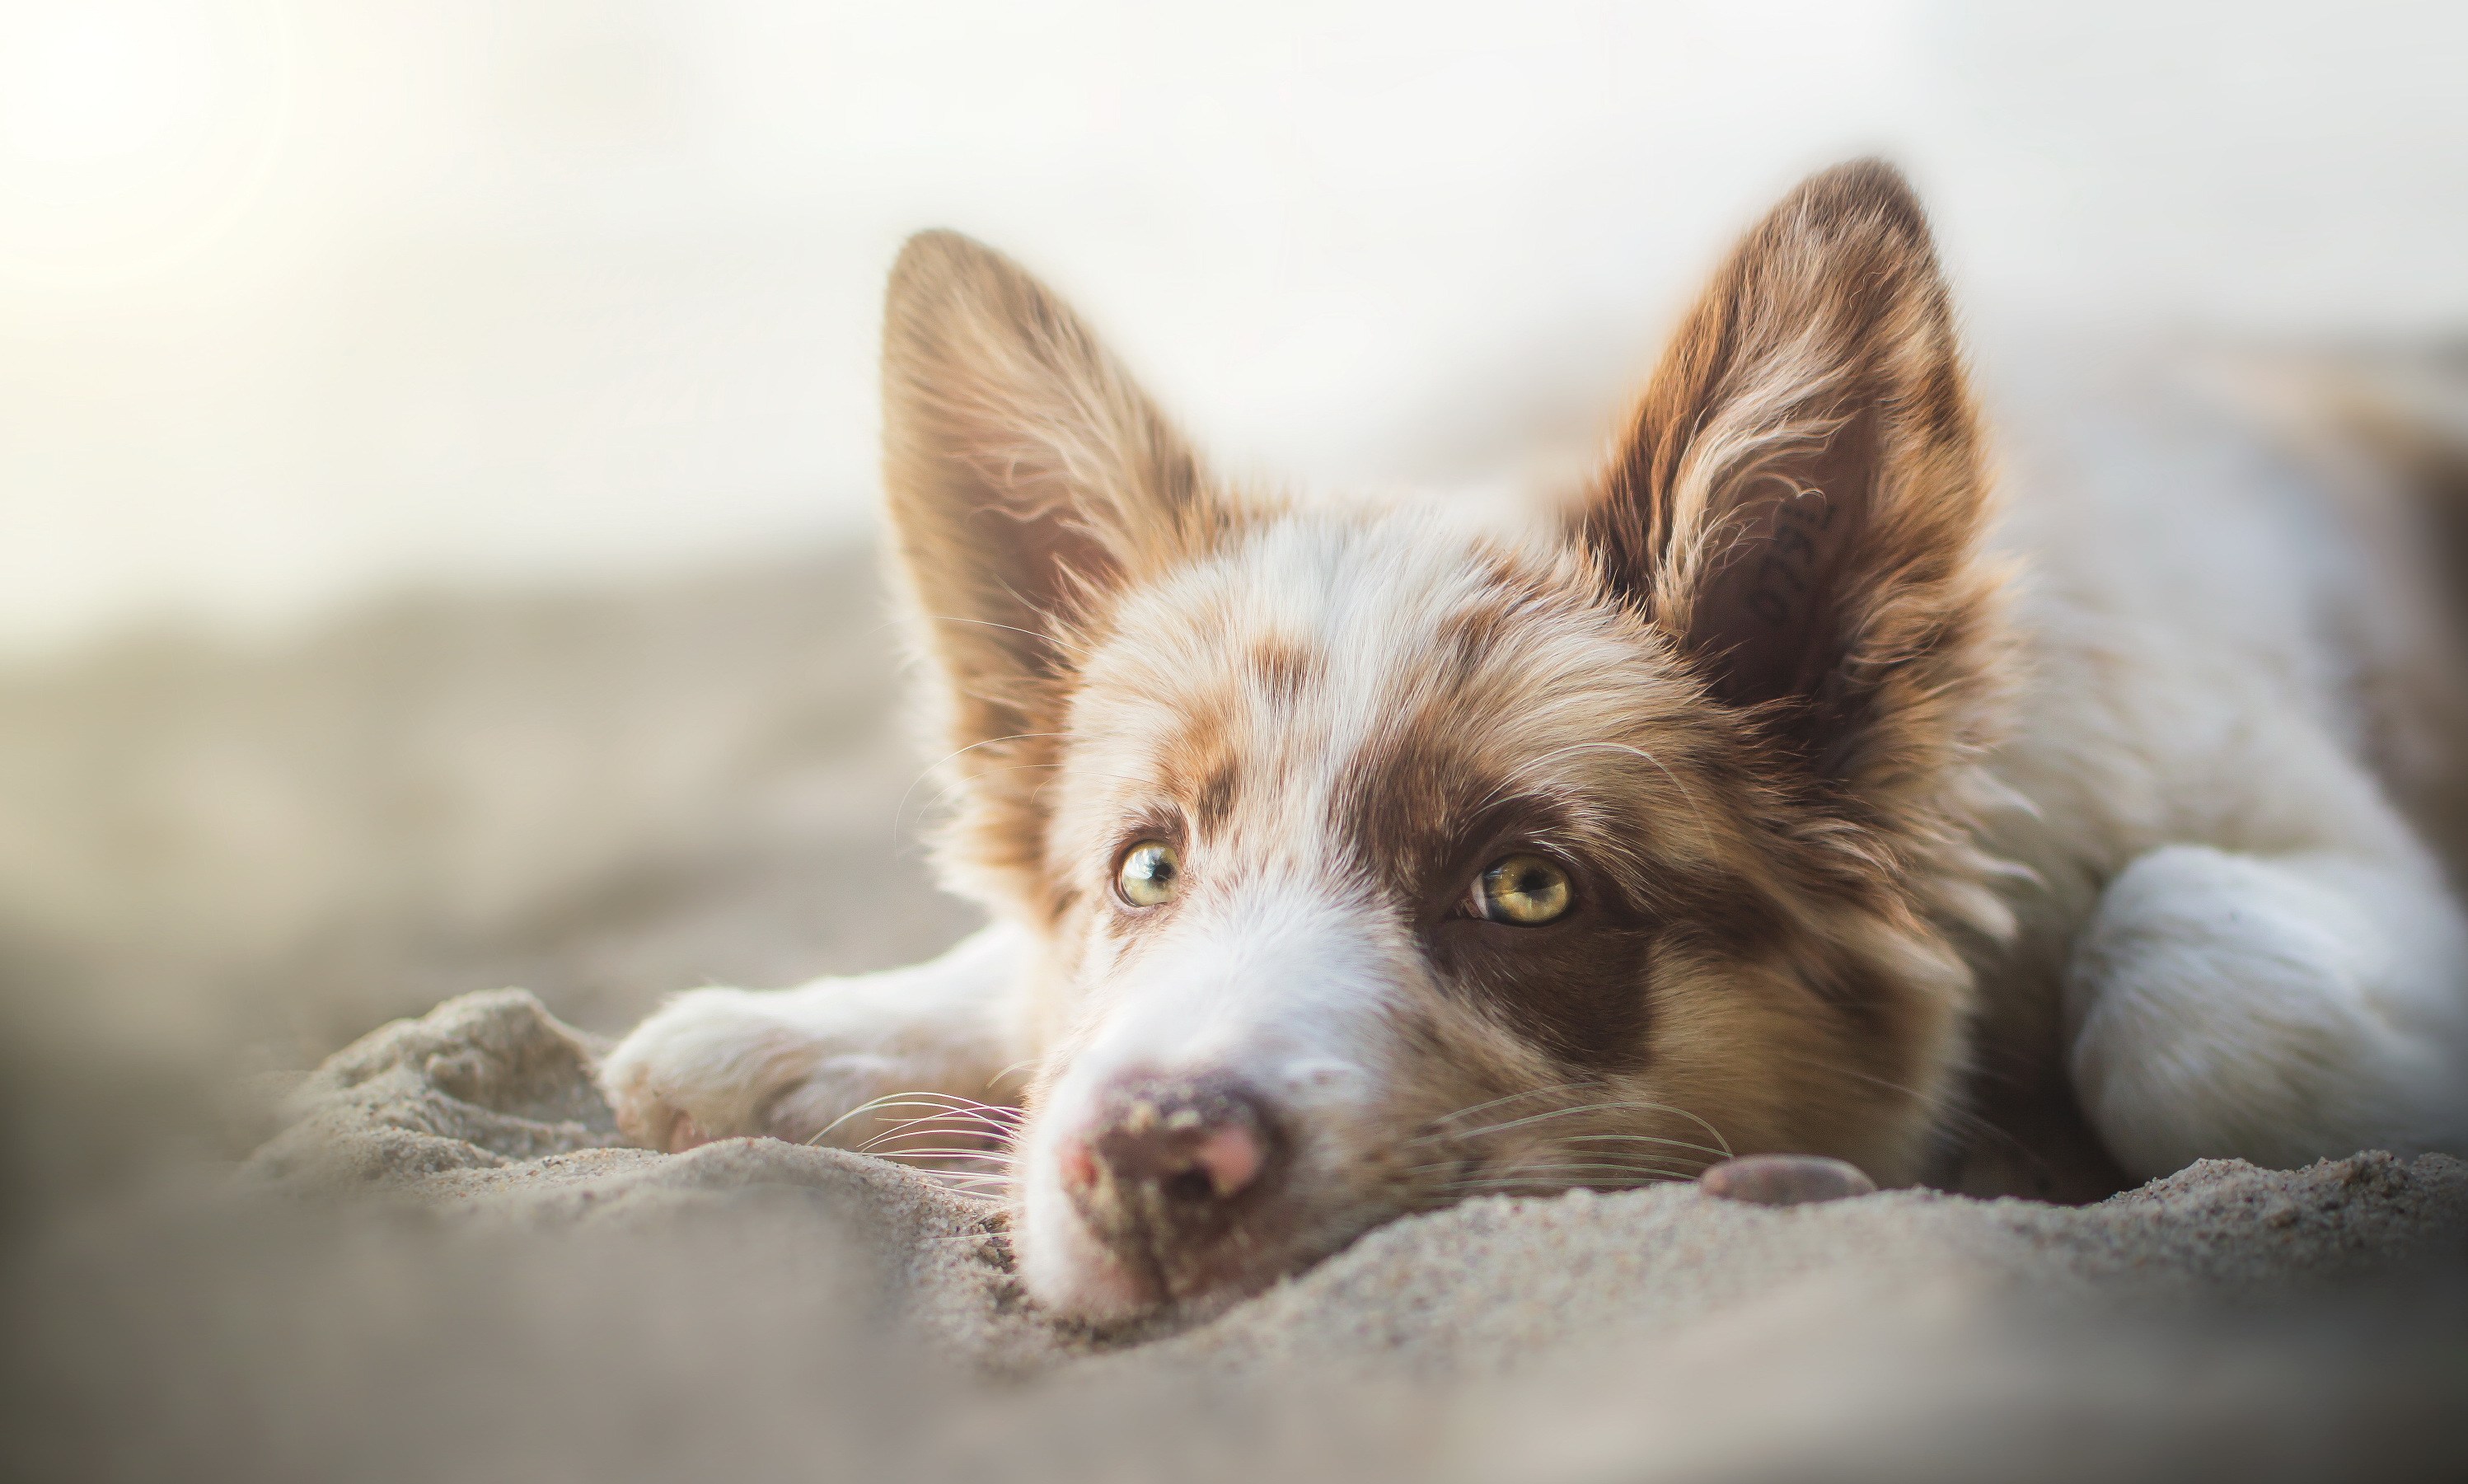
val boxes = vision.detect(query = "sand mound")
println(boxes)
[12,987,2466,1483]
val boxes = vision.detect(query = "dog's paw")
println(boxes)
[597,987,922,1154]
[2065,845,2466,1178]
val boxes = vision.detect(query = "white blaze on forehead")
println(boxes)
[1058,508,1711,885]
[1074,515,1582,803]
[1071,516,1488,849]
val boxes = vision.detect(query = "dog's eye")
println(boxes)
[1471,854,1571,925]
[1116,840,1181,907]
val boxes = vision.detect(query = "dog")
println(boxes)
[598,162,2468,1324]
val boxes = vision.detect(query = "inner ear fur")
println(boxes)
[881,230,1231,911]
[1581,160,2002,789]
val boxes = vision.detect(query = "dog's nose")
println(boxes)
[1057,1075,1283,1231]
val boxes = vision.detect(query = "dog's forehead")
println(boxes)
[1060,511,1710,866]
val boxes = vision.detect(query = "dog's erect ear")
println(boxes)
[882,231,1228,910]
[1581,160,2000,788]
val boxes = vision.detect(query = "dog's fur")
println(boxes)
[598,162,2468,1323]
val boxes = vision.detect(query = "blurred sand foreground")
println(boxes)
[7,980,2467,1482]
[0,544,978,1218]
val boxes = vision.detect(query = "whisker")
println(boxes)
[893,730,1071,843]
[834,1106,1006,1140]
[856,1113,1019,1140]
[809,1093,1024,1148]
[1767,1051,2034,1166]
[851,1088,1014,1105]
[1409,1100,1734,1158]
[1021,762,1173,812]
[1443,1173,1689,1194]
[861,1106,1024,1132]
[1557,1132,1730,1160]
[834,1093,1018,1117]
[854,1091,1026,1116]
[900,1115,1023,1137]
[860,1106,1026,1135]
[866,1091,1025,1121]
[809,1093,953,1145]
[926,616,1096,662]
[845,1117,1011,1150]
[1408,1155,1704,1191]
[1414,1082,1599,1136]
[864,1135,1007,1158]
[855,1125,1015,1154]
[1445,1170,1694,1188]
[1475,740,1712,841]
[910,761,1069,839]
[1433,1159,1698,1182]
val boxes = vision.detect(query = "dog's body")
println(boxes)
[599,164,2468,1322]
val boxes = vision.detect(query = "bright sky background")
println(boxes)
[3,0,2465,655]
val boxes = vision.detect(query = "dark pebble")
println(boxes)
[1698,1154,1878,1206]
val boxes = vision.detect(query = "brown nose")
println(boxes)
[1057,1076,1284,1264]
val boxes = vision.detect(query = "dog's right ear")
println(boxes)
[881,231,1227,911]
[1576,162,2001,798]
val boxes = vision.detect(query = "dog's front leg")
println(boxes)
[2064,845,2468,1180]
[597,924,1032,1154]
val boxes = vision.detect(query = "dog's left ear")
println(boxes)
[1581,160,2002,786]
[881,231,1231,913]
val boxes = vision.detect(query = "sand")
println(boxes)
[11,985,2447,1482]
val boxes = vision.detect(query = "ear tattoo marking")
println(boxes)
[1744,489,1837,627]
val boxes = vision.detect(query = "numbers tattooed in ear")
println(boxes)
[1744,489,1837,628]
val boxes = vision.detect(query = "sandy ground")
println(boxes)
[0,543,978,1229]
[5,985,2461,1483]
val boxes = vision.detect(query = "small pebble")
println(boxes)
[1698,1154,1877,1206]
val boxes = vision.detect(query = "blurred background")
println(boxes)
[3,0,2466,1208]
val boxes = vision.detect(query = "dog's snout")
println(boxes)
[1058,1075,1286,1266]
[1074,1084,1267,1201]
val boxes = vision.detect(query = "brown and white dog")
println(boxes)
[599,162,2468,1323]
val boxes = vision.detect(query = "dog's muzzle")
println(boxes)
[1053,1073,1288,1296]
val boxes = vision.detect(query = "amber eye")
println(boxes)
[1116,840,1182,907]
[1471,854,1572,925]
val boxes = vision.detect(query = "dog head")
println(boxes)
[881,162,2012,1323]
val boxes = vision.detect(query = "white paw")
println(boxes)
[2065,846,2466,1178]
[597,931,1030,1155]
[597,988,887,1152]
